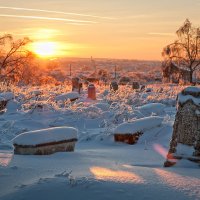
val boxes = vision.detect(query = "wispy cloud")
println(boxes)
[122,14,150,19]
[0,14,97,25]
[0,6,115,20]
[148,32,175,36]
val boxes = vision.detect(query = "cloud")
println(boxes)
[0,14,97,25]
[0,6,115,20]
[122,15,150,19]
[148,32,175,36]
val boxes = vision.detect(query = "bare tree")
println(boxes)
[0,34,33,83]
[162,19,200,83]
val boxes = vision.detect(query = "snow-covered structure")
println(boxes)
[13,127,78,155]
[114,116,163,145]
[162,60,190,84]
[165,87,200,167]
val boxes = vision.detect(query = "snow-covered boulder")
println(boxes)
[55,92,79,102]
[136,103,166,116]
[13,127,78,155]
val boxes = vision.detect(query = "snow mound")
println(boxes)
[5,100,20,113]
[55,92,79,101]
[13,127,78,146]
[0,92,14,101]
[94,103,110,111]
[114,116,164,134]
[137,103,166,116]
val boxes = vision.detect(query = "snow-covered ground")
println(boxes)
[0,83,199,200]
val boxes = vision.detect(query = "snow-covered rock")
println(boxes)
[55,92,79,102]
[136,103,166,116]
[13,127,78,146]
[114,116,164,134]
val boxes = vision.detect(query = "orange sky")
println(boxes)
[0,0,200,60]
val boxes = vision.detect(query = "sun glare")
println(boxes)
[31,42,58,57]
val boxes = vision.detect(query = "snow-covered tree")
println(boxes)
[162,19,200,83]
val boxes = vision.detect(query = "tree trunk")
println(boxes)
[189,70,193,84]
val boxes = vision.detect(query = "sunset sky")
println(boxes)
[0,0,200,60]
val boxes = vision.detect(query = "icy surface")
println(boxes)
[114,116,164,134]
[13,127,78,146]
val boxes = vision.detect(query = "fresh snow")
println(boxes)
[183,86,200,93]
[137,103,166,116]
[13,127,78,146]
[0,84,200,200]
[178,93,200,106]
[114,116,164,134]
[0,92,14,101]
[55,92,79,101]
[176,143,195,156]
[93,103,110,111]
[178,86,200,105]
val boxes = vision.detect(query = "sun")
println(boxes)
[31,42,58,57]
